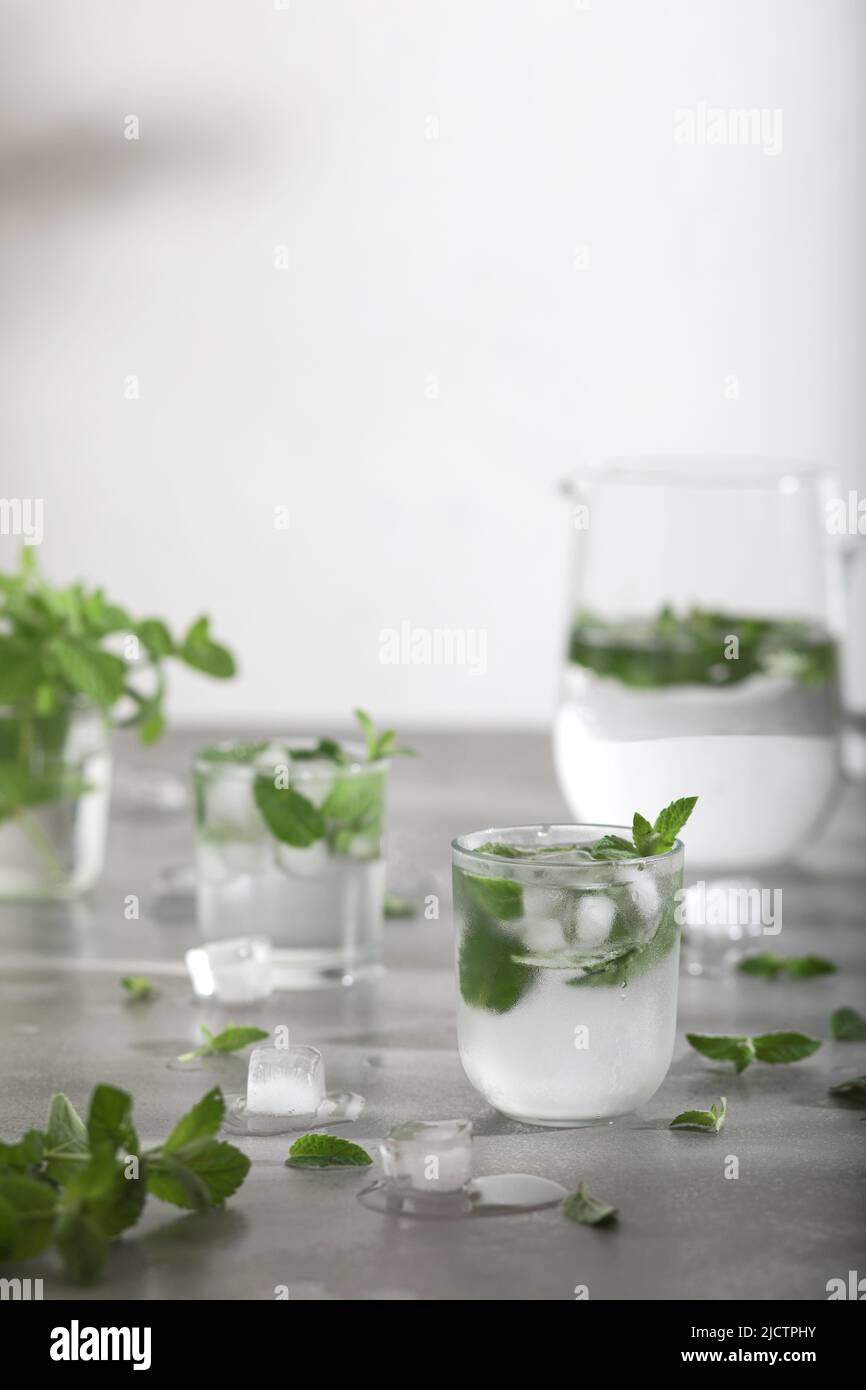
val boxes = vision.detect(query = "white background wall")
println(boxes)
[2,0,864,728]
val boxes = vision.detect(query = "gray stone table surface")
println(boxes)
[1,729,864,1301]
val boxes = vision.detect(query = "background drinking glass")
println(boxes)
[194,740,389,988]
[452,826,684,1127]
[554,456,856,872]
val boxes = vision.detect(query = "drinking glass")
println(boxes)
[554,456,853,871]
[452,825,683,1126]
[194,739,389,987]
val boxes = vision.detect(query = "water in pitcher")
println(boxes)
[554,609,840,869]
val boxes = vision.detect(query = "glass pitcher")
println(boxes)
[554,456,857,871]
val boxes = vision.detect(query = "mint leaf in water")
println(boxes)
[121,975,157,1001]
[285,1134,372,1168]
[686,1034,756,1074]
[751,1032,822,1065]
[463,872,523,922]
[831,1008,866,1042]
[828,1075,866,1107]
[177,1024,269,1062]
[670,1097,727,1133]
[253,777,326,848]
[738,953,836,981]
[563,1183,618,1226]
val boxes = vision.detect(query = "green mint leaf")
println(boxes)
[563,1183,618,1226]
[737,953,784,979]
[828,1075,866,1107]
[86,1084,134,1152]
[146,1153,213,1212]
[0,1129,45,1172]
[384,893,416,919]
[751,1032,822,1065]
[180,615,236,678]
[55,1207,108,1284]
[686,1033,756,1073]
[51,639,126,706]
[44,1093,90,1183]
[136,618,174,659]
[321,770,385,831]
[285,1134,372,1168]
[161,1087,225,1155]
[652,796,698,847]
[0,1174,58,1260]
[830,1008,866,1041]
[253,777,326,848]
[121,975,157,1001]
[632,812,654,853]
[457,908,535,1014]
[353,708,378,760]
[463,872,523,921]
[670,1097,727,1133]
[782,956,837,979]
[588,834,640,861]
[177,1024,269,1061]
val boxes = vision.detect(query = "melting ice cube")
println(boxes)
[380,1119,473,1196]
[246,1043,326,1116]
[185,936,272,1004]
[575,893,617,947]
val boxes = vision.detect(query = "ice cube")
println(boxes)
[273,840,331,879]
[246,1043,326,1116]
[200,768,263,839]
[380,1119,473,1196]
[185,936,272,1004]
[629,874,660,919]
[520,917,566,953]
[575,893,617,947]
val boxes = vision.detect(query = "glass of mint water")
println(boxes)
[555,456,852,870]
[0,700,112,899]
[194,739,389,987]
[452,826,684,1125]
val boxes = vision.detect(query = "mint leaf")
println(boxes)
[783,956,837,979]
[353,708,416,761]
[831,1008,866,1042]
[51,639,127,706]
[751,1032,822,1065]
[87,1084,135,1151]
[136,618,174,659]
[632,812,654,853]
[686,1034,756,1073]
[829,1075,866,1107]
[161,1087,225,1154]
[588,834,640,862]
[285,1134,372,1168]
[253,777,326,848]
[653,796,698,846]
[121,975,157,1001]
[55,1208,108,1284]
[321,770,384,830]
[44,1093,89,1183]
[670,1097,727,1133]
[0,1129,45,1172]
[384,893,416,919]
[180,615,235,678]
[177,1024,269,1062]
[146,1153,212,1212]
[148,1143,249,1208]
[563,1183,617,1226]
[737,953,836,981]
[463,872,523,922]
[0,1174,58,1259]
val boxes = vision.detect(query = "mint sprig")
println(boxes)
[737,953,836,981]
[353,708,416,761]
[563,1183,618,1226]
[177,1023,269,1063]
[687,1031,821,1072]
[589,796,697,861]
[670,1097,727,1133]
[828,1075,866,1108]
[0,1084,249,1283]
[830,1008,866,1041]
[121,975,157,1001]
[285,1134,373,1168]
